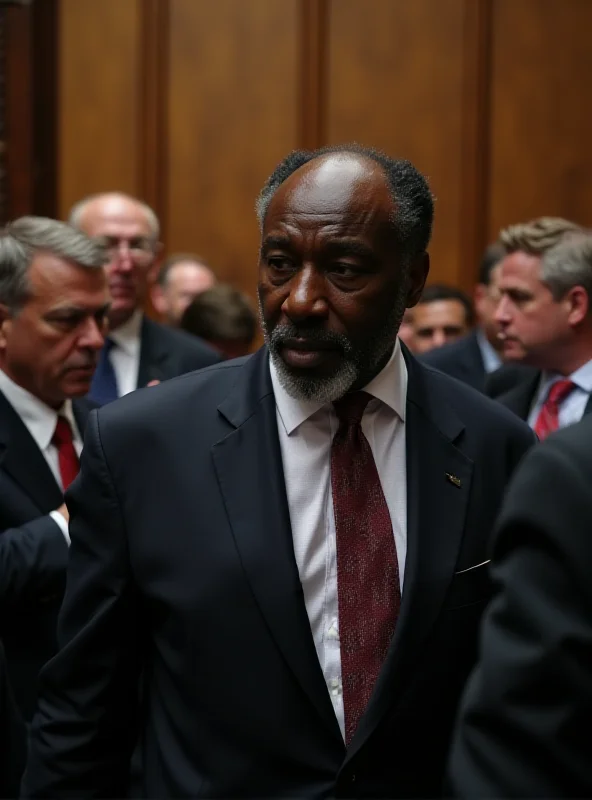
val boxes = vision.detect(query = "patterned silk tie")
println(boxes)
[533,379,576,440]
[88,337,119,405]
[331,391,400,745]
[52,416,79,491]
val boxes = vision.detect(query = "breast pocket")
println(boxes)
[443,561,492,610]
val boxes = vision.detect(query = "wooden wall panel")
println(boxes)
[488,0,592,238]
[325,0,471,287]
[57,0,142,217]
[166,0,300,295]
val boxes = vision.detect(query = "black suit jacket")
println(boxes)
[22,349,534,798]
[495,369,592,421]
[449,414,592,797]
[419,330,489,392]
[484,361,540,399]
[0,639,26,798]
[135,316,220,388]
[0,392,94,719]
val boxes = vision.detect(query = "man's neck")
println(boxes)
[537,338,592,377]
[108,308,141,334]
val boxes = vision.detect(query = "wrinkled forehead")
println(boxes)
[80,199,153,238]
[265,155,394,231]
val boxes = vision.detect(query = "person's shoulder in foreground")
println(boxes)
[449,412,592,798]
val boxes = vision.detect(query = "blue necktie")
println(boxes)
[88,338,119,405]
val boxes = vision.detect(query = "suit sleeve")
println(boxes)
[0,516,68,604]
[21,411,142,798]
[449,435,592,798]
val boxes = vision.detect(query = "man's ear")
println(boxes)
[147,242,164,285]
[150,283,167,315]
[566,285,589,327]
[406,252,430,307]
[0,304,13,350]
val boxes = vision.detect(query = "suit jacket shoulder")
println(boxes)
[137,316,221,388]
[419,331,486,391]
[449,414,592,797]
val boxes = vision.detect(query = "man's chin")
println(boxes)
[271,349,357,403]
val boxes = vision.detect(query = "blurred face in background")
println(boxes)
[0,254,109,409]
[412,299,470,353]
[76,194,160,331]
[398,308,416,350]
[474,263,503,351]
[495,251,574,366]
[152,261,216,326]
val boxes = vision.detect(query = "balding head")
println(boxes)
[68,192,161,330]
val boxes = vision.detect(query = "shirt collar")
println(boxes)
[540,357,592,395]
[475,327,502,374]
[109,309,143,357]
[0,368,79,450]
[270,338,408,436]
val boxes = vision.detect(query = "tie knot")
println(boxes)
[547,378,576,406]
[52,416,74,448]
[333,391,372,425]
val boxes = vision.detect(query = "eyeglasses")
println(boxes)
[94,235,156,265]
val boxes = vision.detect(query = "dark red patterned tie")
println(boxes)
[533,379,576,440]
[331,391,400,745]
[52,416,79,491]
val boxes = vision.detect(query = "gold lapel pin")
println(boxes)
[445,473,462,488]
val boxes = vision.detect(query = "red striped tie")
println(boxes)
[52,416,80,491]
[533,379,576,440]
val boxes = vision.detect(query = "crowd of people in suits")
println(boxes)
[0,145,591,797]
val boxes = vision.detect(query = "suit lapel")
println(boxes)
[212,349,342,742]
[501,372,541,420]
[584,393,592,416]
[0,391,63,512]
[348,353,473,756]
[137,316,169,388]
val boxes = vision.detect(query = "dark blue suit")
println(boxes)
[419,330,489,392]
[22,348,535,798]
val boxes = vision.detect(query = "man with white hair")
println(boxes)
[69,193,219,404]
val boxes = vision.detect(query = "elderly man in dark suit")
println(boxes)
[0,216,109,722]
[450,411,592,797]
[69,192,220,403]
[22,145,534,799]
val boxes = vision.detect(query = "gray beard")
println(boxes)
[259,289,408,403]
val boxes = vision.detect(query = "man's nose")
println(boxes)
[78,317,105,350]
[281,266,329,322]
[432,329,447,349]
[111,244,134,273]
[495,295,510,324]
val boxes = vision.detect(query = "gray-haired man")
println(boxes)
[0,216,109,719]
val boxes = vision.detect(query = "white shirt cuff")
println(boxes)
[49,510,70,546]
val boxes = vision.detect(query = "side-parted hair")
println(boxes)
[499,217,583,257]
[540,231,592,304]
[256,143,434,264]
[0,216,107,312]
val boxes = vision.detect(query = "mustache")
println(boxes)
[268,323,352,353]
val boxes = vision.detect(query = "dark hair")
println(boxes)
[478,242,506,285]
[418,284,475,326]
[256,144,434,263]
[180,284,257,344]
[157,253,212,287]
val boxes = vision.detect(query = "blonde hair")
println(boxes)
[499,217,583,256]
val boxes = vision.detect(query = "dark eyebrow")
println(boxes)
[323,239,376,261]
[260,235,292,256]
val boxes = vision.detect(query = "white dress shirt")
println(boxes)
[270,340,408,740]
[476,328,502,374]
[528,357,592,429]
[109,309,142,396]
[0,369,83,544]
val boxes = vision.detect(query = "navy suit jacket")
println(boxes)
[22,348,534,798]
[135,316,220,388]
[450,413,592,797]
[0,391,94,719]
[420,330,488,392]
